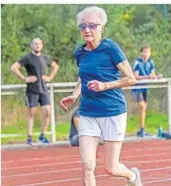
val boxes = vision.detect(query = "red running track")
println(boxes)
[2,139,171,186]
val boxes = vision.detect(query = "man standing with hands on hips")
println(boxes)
[11,38,59,145]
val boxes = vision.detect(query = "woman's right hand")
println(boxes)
[25,76,37,83]
[157,73,163,79]
[60,95,77,111]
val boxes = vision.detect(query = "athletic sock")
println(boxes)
[130,171,136,183]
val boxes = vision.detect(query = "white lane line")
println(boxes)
[144,178,171,184]
[15,174,109,186]
[3,154,171,171]
[2,167,81,178]
[2,162,171,178]
[2,145,171,164]
[2,157,171,171]
[2,152,171,170]
[2,160,82,170]
[11,173,171,186]
[142,166,171,172]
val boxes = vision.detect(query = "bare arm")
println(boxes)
[149,70,157,79]
[48,61,59,81]
[105,60,136,89]
[11,62,37,83]
[11,62,25,81]
[71,77,81,99]
[88,60,136,91]
[134,69,161,80]
[60,78,81,110]
[134,71,150,80]
[42,61,59,82]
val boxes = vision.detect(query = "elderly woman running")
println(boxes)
[60,6,143,186]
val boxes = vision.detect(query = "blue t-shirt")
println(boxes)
[132,57,155,93]
[74,38,127,117]
[69,109,80,139]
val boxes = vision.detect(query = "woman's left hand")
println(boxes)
[88,80,107,92]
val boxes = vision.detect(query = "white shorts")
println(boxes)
[79,112,127,141]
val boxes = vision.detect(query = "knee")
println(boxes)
[82,161,95,177]
[139,103,147,112]
[44,108,50,118]
[105,165,119,177]
[28,111,35,119]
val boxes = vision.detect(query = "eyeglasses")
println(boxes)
[78,23,100,31]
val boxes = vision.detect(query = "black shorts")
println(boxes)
[134,91,148,103]
[25,92,50,108]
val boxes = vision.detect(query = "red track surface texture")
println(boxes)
[2,139,171,186]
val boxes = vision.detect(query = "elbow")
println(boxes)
[53,61,59,70]
[56,64,59,71]
[11,65,16,73]
[54,63,59,72]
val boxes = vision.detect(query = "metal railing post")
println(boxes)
[168,80,171,133]
[1,78,171,141]
[50,84,56,143]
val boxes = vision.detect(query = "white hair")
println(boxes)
[76,6,108,26]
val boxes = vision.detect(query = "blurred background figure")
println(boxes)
[158,126,171,139]
[132,45,163,138]
[69,108,80,146]
[11,38,59,145]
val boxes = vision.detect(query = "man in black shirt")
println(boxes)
[11,38,59,145]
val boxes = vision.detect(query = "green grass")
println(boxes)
[127,111,168,135]
[1,111,168,144]
[1,121,70,144]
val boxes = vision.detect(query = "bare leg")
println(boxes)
[27,107,37,136]
[104,141,134,180]
[138,101,147,129]
[79,136,100,186]
[41,105,51,135]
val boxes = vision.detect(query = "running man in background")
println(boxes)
[69,108,80,146]
[11,38,59,145]
[60,6,142,186]
[132,45,163,137]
